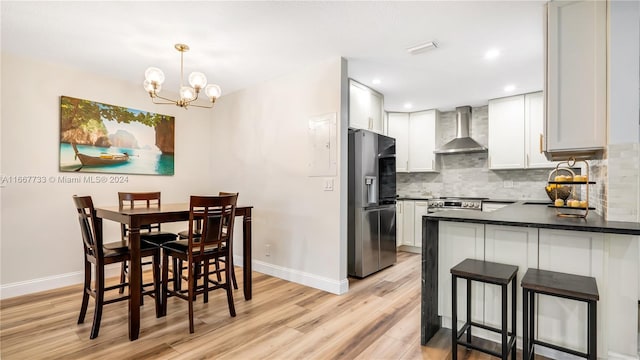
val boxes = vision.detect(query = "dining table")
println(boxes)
[94,203,253,341]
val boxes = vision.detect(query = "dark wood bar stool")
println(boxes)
[521,268,599,360]
[451,258,518,360]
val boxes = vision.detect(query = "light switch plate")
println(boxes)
[324,178,334,191]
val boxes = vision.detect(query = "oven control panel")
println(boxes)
[428,199,483,211]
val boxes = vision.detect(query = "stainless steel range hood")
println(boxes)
[434,106,487,154]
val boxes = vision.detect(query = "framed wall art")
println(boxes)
[59,95,175,175]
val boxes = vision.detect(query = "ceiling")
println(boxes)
[1,1,546,112]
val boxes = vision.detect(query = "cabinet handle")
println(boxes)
[526,154,529,167]
[368,117,373,130]
[539,133,544,154]
[406,160,409,170]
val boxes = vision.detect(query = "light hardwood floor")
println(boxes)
[1,252,516,359]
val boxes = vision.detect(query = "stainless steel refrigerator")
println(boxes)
[348,129,397,278]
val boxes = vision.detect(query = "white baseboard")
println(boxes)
[1,266,121,300]
[239,255,349,295]
[2,257,350,300]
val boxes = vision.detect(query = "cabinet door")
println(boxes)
[484,225,538,342]
[537,229,605,354]
[438,222,485,327]
[408,110,438,172]
[349,80,370,130]
[412,201,429,248]
[401,200,415,246]
[525,92,556,168]
[387,113,409,172]
[395,201,404,248]
[488,95,525,169]
[369,90,384,134]
[545,0,607,152]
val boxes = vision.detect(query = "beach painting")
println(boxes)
[59,96,175,175]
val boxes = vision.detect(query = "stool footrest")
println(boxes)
[467,320,508,335]
[533,339,589,359]
[456,339,514,359]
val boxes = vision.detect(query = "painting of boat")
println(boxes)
[59,96,175,175]
[71,143,129,166]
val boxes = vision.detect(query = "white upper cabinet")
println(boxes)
[488,95,526,169]
[408,111,438,172]
[489,92,556,169]
[544,0,607,159]
[387,113,409,172]
[349,79,384,134]
[525,92,555,168]
[387,110,439,172]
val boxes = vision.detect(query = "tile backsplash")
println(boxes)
[397,105,569,202]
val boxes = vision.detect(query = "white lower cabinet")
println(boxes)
[412,201,428,248]
[438,221,485,327]
[397,200,428,251]
[483,225,538,343]
[537,229,605,356]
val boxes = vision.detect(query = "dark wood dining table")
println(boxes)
[94,203,253,341]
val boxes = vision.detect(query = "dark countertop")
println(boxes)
[397,196,430,201]
[425,201,640,235]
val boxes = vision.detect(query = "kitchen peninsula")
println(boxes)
[421,202,640,358]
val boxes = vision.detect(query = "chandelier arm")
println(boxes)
[187,103,215,109]
[152,95,180,105]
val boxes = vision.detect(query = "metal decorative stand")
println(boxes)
[547,157,595,218]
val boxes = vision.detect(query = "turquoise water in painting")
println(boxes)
[59,143,174,175]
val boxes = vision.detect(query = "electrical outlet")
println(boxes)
[324,178,334,191]
[265,244,271,257]
[503,180,514,188]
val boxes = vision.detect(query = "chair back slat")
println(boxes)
[118,192,162,236]
[72,195,104,259]
[188,194,237,258]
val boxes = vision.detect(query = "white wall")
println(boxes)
[0,53,213,298]
[208,57,348,294]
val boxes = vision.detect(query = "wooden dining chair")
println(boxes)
[176,192,239,291]
[73,195,161,339]
[161,194,238,333]
[117,192,177,297]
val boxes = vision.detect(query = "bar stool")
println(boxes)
[521,268,599,360]
[451,258,518,360]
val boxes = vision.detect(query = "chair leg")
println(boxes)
[153,251,161,318]
[161,252,170,317]
[452,274,458,360]
[204,259,210,304]
[119,262,127,294]
[78,260,91,324]
[173,258,181,291]
[225,265,236,317]
[501,284,507,360]
[187,264,195,334]
[530,291,536,359]
[523,288,529,360]
[466,279,471,344]
[588,300,597,360]
[214,258,223,283]
[90,265,105,339]
[511,280,516,360]
[228,254,238,290]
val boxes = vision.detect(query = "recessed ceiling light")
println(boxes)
[485,48,500,60]
[504,85,516,92]
[372,78,381,85]
[407,41,438,55]
[403,103,413,109]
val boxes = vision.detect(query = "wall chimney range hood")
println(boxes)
[434,106,487,154]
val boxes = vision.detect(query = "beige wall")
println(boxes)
[0,53,348,298]
[207,57,348,293]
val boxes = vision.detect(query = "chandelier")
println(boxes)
[143,43,221,109]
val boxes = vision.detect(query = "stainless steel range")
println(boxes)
[427,197,487,212]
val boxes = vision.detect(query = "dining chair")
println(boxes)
[117,192,177,297]
[176,192,239,291]
[161,194,238,333]
[73,195,161,339]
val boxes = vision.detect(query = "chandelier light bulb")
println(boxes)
[143,80,157,94]
[188,72,208,90]
[179,86,196,101]
[144,67,165,85]
[204,84,222,100]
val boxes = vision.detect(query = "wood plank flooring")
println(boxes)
[1,252,526,359]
